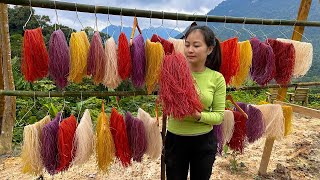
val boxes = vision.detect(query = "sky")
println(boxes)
[33,0,225,31]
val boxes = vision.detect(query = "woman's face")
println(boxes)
[184,30,213,66]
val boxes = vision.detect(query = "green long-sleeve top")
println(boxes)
[167,67,226,135]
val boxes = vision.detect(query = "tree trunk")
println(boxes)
[0,3,16,155]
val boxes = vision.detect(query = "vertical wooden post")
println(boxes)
[0,33,4,133]
[258,0,312,175]
[0,3,16,155]
[161,114,167,180]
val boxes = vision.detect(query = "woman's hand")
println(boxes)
[192,111,202,121]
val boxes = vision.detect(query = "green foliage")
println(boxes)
[228,151,245,173]
[227,89,268,108]
[10,34,22,58]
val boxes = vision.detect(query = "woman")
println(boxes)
[165,26,226,180]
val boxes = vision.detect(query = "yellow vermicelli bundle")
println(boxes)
[21,125,36,174]
[231,40,252,88]
[282,105,293,136]
[21,116,50,175]
[96,103,115,172]
[68,31,90,83]
[145,39,164,94]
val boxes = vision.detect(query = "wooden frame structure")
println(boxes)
[0,0,319,179]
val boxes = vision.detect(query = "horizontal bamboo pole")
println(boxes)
[1,0,320,27]
[228,82,320,91]
[0,90,155,97]
[0,82,319,97]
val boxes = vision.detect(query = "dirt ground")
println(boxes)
[0,113,319,180]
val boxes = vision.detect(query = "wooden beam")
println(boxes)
[274,101,320,119]
[258,0,313,175]
[258,138,276,176]
[292,0,313,40]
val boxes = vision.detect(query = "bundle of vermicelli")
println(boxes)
[277,38,313,78]
[41,112,61,175]
[118,32,132,80]
[21,116,50,175]
[56,115,77,172]
[236,102,265,143]
[227,111,246,153]
[168,37,185,56]
[96,103,115,172]
[72,109,94,166]
[22,27,49,82]
[214,124,223,155]
[213,109,234,155]
[137,108,162,159]
[159,52,203,119]
[253,104,284,139]
[131,34,146,88]
[102,37,122,89]
[48,29,70,89]
[222,110,235,145]
[268,38,295,85]
[109,108,132,167]
[145,39,164,94]
[68,31,90,83]
[250,38,276,86]
[231,40,252,88]
[125,112,147,162]
[220,37,240,85]
[282,106,293,136]
[151,34,174,54]
[87,31,106,85]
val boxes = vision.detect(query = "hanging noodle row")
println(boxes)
[21,105,162,176]
[22,26,313,90]
[21,100,293,176]
[214,102,292,154]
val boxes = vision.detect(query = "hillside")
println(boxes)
[101,25,180,42]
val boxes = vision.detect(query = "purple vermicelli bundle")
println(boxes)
[48,30,70,89]
[130,34,146,88]
[214,124,223,155]
[236,102,265,143]
[41,112,62,175]
[250,38,276,86]
[125,112,147,162]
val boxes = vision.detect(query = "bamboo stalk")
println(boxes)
[0,0,320,27]
[0,3,16,155]
[0,82,319,97]
[0,3,5,133]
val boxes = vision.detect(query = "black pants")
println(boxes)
[164,129,217,180]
